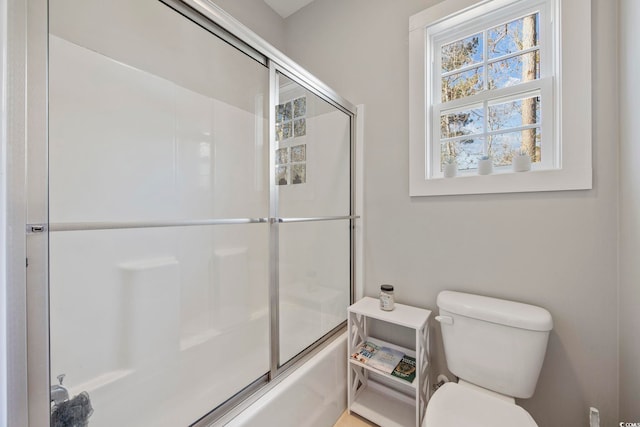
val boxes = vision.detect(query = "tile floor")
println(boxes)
[333,410,377,427]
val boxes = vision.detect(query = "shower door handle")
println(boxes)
[276,215,360,223]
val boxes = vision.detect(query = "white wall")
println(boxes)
[619,0,640,421]
[284,1,619,426]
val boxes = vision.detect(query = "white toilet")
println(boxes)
[425,291,553,427]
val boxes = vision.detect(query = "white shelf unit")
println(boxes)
[347,297,431,427]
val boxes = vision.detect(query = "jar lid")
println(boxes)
[380,284,394,292]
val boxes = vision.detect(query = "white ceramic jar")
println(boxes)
[443,163,457,178]
[477,158,493,175]
[512,154,531,172]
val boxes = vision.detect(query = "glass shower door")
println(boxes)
[48,1,270,425]
[274,72,352,365]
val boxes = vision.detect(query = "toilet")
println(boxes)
[425,291,553,426]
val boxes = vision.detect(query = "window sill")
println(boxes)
[410,167,592,197]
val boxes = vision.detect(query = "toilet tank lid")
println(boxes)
[437,291,553,331]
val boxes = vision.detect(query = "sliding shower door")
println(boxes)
[45,1,355,426]
[49,1,270,425]
[274,72,352,365]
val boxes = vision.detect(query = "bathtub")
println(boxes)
[223,332,348,427]
[58,315,346,427]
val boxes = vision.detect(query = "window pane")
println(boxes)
[488,13,539,59]
[441,33,483,73]
[441,137,485,171]
[489,129,541,166]
[440,106,484,139]
[488,51,539,89]
[488,95,541,132]
[441,66,484,102]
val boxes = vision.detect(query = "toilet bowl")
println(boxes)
[425,291,552,427]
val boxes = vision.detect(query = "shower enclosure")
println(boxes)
[28,1,357,425]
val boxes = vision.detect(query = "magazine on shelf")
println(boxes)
[351,341,380,364]
[391,355,416,383]
[368,346,405,374]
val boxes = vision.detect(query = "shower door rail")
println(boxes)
[42,215,360,232]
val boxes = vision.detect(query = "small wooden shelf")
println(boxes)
[347,297,431,427]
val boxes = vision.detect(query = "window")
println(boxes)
[409,0,592,196]
[435,6,551,173]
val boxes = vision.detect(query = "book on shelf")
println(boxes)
[391,355,416,383]
[368,346,405,374]
[351,340,411,377]
[351,341,380,364]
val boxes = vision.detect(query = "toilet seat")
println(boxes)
[424,383,538,427]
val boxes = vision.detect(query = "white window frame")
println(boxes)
[430,0,554,176]
[409,0,592,196]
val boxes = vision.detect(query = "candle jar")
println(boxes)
[380,284,395,311]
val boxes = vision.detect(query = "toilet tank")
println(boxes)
[437,291,553,399]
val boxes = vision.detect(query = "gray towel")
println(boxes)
[51,391,93,427]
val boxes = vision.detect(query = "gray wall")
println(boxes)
[619,0,640,421]
[282,1,619,426]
